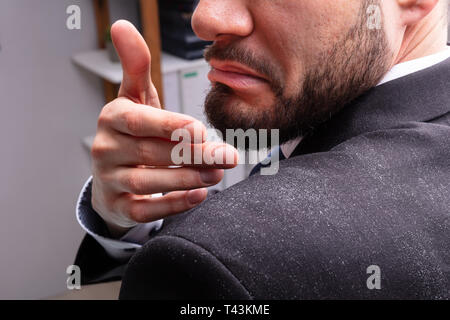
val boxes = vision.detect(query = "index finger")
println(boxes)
[103,98,206,141]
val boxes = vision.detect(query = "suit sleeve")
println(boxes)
[74,178,221,285]
[119,235,252,300]
[74,177,162,284]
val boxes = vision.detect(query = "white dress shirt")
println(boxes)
[77,46,450,260]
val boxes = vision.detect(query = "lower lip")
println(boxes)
[208,68,269,92]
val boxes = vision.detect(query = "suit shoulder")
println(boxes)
[144,122,450,299]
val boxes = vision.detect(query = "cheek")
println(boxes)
[252,1,361,98]
[252,18,306,97]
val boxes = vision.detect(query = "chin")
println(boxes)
[205,82,281,135]
[226,88,277,112]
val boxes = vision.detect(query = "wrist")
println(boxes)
[104,220,135,239]
[91,180,138,239]
[92,202,138,239]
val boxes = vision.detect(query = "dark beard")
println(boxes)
[203,1,392,147]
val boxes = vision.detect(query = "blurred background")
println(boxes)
[0,0,449,300]
[0,0,252,300]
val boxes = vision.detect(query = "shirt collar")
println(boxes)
[378,46,450,86]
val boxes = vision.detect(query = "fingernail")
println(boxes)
[187,189,206,205]
[200,169,222,184]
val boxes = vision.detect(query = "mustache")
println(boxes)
[203,42,283,93]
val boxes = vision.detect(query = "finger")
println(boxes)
[97,132,238,169]
[112,167,224,195]
[111,20,160,108]
[100,98,206,140]
[115,189,209,223]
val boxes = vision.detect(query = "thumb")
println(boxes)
[111,20,161,108]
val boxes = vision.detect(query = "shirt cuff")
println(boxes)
[76,176,164,261]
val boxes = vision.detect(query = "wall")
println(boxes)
[0,0,139,299]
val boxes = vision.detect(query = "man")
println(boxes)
[75,0,450,299]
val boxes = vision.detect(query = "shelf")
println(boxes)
[73,50,122,83]
[72,49,208,84]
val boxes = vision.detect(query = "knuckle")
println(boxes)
[96,170,114,187]
[135,139,151,163]
[122,172,145,194]
[97,101,116,128]
[160,116,176,138]
[127,203,148,223]
[171,196,189,214]
[122,110,142,135]
[91,135,111,161]
[167,199,180,215]
[161,116,192,139]
[177,172,195,190]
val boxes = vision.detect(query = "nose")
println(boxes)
[192,0,254,42]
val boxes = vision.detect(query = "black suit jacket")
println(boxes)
[76,57,450,299]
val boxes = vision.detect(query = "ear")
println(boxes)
[397,0,440,26]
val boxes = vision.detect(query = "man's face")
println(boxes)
[192,0,394,145]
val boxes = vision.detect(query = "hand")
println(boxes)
[90,20,238,237]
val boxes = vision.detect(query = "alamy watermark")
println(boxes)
[171,128,280,176]
[66,5,81,30]
[367,4,382,30]
[366,265,381,290]
[66,265,81,290]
